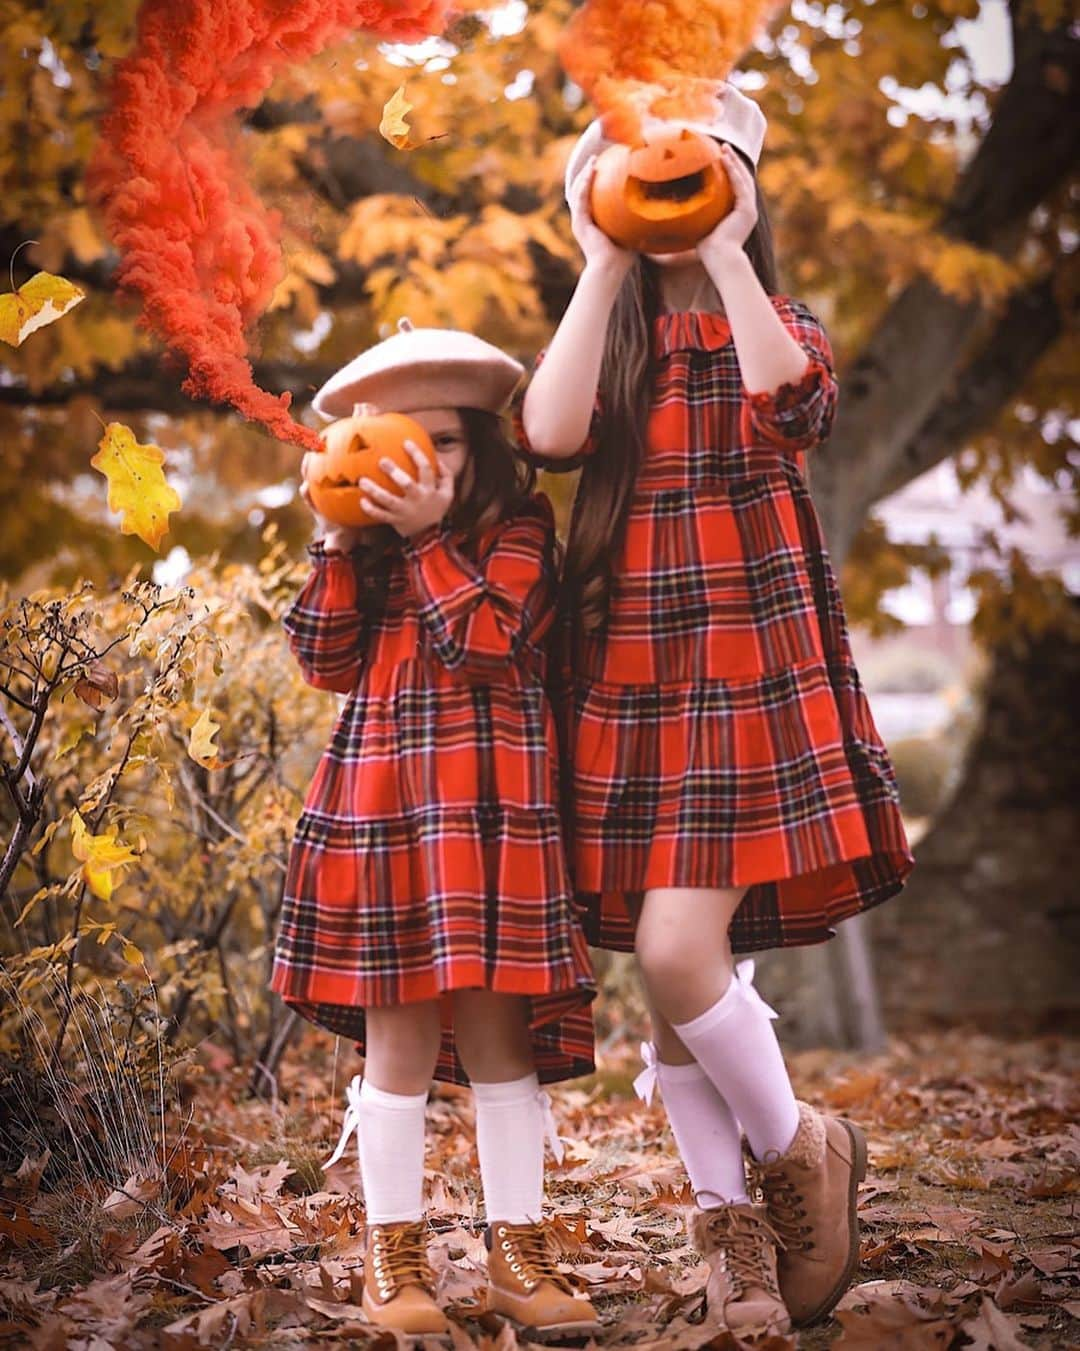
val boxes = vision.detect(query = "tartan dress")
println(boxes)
[522,296,913,953]
[270,493,596,1085]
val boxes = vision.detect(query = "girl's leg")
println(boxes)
[358,1001,442,1222]
[643,991,751,1206]
[634,887,799,1164]
[453,990,544,1223]
[454,989,598,1333]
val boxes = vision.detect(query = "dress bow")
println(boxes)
[633,1041,659,1105]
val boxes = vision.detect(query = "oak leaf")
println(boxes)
[0,270,85,346]
[90,422,181,551]
[187,706,224,769]
[70,809,137,900]
[379,85,415,150]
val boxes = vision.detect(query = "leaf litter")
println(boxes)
[0,1030,1076,1348]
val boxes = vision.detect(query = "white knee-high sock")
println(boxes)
[325,1075,427,1223]
[472,1072,563,1224]
[672,960,800,1163]
[640,1049,750,1207]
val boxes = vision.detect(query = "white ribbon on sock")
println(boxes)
[324,1073,364,1168]
[732,959,779,1020]
[538,1089,565,1164]
[634,1042,659,1105]
[632,963,775,1108]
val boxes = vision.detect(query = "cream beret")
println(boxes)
[312,319,525,422]
[564,82,767,200]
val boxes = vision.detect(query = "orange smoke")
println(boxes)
[90,0,447,450]
[559,0,777,143]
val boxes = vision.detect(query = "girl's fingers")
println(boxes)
[360,498,393,523]
[359,477,400,507]
[404,441,435,486]
[377,458,417,492]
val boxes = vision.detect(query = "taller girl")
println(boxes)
[520,84,913,1336]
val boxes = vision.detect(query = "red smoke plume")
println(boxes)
[90,1,447,450]
[559,0,778,144]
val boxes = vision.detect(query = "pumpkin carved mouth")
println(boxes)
[590,126,734,253]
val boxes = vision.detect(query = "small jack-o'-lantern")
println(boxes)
[590,126,734,255]
[304,403,438,528]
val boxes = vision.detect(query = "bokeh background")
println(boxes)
[1,0,1077,1121]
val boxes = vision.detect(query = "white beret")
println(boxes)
[312,319,525,422]
[565,82,767,200]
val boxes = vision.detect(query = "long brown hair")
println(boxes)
[565,160,779,639]
[352,407,537,622]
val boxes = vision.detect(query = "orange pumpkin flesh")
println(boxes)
[591,127,734,254]
[304,406,438,528]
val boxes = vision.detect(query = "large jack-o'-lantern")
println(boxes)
[590,126,734,255]
[304,403,438,528]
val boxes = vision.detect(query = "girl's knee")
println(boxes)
[364,1002,441,1093]
[453,990,533,1082]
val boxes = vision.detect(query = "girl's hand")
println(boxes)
[299,463,361,554]
[697,143,758,266]
[359,440,455,539]
[569,156,635,276]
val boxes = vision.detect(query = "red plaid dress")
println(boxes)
[521,296,913,953]
[270,493,595,1084]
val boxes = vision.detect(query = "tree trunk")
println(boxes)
[868,607,1080,1033]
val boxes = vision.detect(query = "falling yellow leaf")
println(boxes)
[70,810,137,901]
[90,422,182,551]
[379,85,415,150]
[188,706,224,770]
[0,270,85,346]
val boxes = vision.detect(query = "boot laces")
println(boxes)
[750,1160,814,1254]
[368,1222,435,1297]
[497,1222,576,1295]
[704,1208,782,1297]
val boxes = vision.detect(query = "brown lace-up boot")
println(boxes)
[688,1202,791,1336]
[361,1221,449,1337]
[749,1100,867,1326]
[486,1220,599,1338]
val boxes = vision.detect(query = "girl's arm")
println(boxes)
[520,161,633,458]
[700,144,838,451]
[402,499,555,682]
[282,542,371,694]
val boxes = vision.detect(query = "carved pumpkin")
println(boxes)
[590,126,734,255]
[304,403,438,528]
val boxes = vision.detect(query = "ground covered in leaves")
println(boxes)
[1,1030,1076,1349]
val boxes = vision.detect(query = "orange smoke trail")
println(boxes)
[90,1,447,450]
[559,0,778,144]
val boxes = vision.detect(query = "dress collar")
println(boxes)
[653,309,733,356]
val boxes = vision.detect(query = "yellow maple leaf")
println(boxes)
[188,706,224,769]
[90,423,182,552]
[379,86,415,151]
[0,270,85,346]
[71,810,137,901]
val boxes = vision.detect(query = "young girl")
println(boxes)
[520,87,914,1336]
[272,322,598,1339]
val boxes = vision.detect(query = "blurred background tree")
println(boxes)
[1,0,1077,1077]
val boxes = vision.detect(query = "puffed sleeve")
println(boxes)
[401,494,557,682]
[744,299,839,453]
[281,541,371,693]
[512,349,603,474]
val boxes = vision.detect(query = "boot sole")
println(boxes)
[797,1118,868,1328]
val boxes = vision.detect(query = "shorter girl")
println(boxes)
[272,322,598,1339]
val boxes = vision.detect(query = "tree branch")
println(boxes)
[811,9,1079,563]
